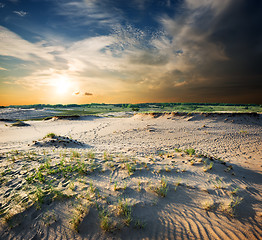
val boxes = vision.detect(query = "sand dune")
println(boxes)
[0,112,261,239]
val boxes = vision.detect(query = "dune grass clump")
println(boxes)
[151,178,168,197]
[100,214,111,232]
[185,148,195,156]
[220,196,243,217]
[125,163,136,175]
[71,150,81,158]
[212,178,225,189]
[203,161,214,172]
[175,148,182,152]
[34,187,45,209]
[202,200,215,211]
[230,187,240,196]
[117,199,132,226]
[70,204,89,232]
[44,133,56,139]
[25,170,45,184]
[42,211,57,226]
[86,151,95,159]
[97,207,115,232]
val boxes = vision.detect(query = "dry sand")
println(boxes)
[0,112,261,239]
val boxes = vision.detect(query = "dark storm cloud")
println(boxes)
[208,0,262,75]
[159,0,262,103]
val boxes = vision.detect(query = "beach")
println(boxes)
[0,111,261,239]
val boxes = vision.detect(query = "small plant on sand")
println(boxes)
[212,178,225,189]
[224,165,233,172]
[137,180,142,192]
[185,148,195,156]
[230,196,242,209]
[44,159,51,169]
[89,181,95,193]
[175,148,182,152]
[134,219,146,229]
[35,187,45,208]
[230,187,240,195]
[71,150,81,158]
[125,163,136,175]
[174,177,182,191]
[70,204,89,232]
[86,151,95,159]
[220,196,243,217]
[98,207,113,232]
[103,151,108,160]
[25,174,34,184]
[44,133,56,139]
[35,170,46,183]
[68,182,75,191]
[202,200,215,211]
[203,161,214,172]
[117,199,132,226]
[143,162,148,169]
[77,161,88,175]
[42,211,57,226]
[151,178,168,197]
[100,214,111,232]
[103,151,113,161]
[114,181,118,191]
[11,121,29,127]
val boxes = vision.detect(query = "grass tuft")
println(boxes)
[151,178,168,197]
[44,133,56,139]
[185,148,195,156]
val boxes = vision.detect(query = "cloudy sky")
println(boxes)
[0,0,261,105]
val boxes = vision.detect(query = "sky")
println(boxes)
[0,0,261,105]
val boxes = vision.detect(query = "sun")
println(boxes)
[54,75,71,95]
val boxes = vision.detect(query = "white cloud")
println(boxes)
[0,26,58,62]
[2,15,219,96]
[54,0,120,27]
[185,0,231,15]
[0,3,5,8]
[13,10,28,17]
[5,24,176,95]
